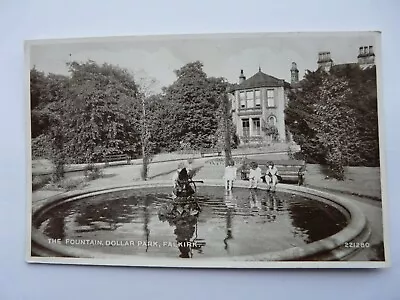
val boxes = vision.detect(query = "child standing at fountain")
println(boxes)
[265,161,279,192]
[249,161,262,189]
[223,160,237,191]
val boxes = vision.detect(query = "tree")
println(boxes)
[65,61,142,163]
[285,69,326,164]
[331,65,379,166]
[30,69,68,139]
[285,65,379,180]
[213,86,238,166]
[47,115,67,181]
[312,76,356,180]
[144,94,174,153]
[30,67,46,110]
[135,75,160,180]
[30,69,72,179]
[162,61,229,150]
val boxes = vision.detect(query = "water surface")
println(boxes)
[34,187,348,258]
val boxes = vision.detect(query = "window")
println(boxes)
[267,89,275,107]
[240,92,246,108]
[252,118,261,136]
[255,90,261,107]
[242,119,250,136]
[268,115,277,126]
[246,91,254,108]
[239,90,261,109]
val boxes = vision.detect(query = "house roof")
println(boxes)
[331,62,359,71]
[230,70,288,92]
[290,62,372,89]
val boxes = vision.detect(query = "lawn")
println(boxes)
[31,142,295,175]
[32,147,382,200]
[304,164,382,199]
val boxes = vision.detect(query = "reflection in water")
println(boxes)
[43,212,67,240]
[35,187,348,259]
[158,197,205,258]
[242,189,285,223]
[143,196,151,252]
[73,196,140,232]
[288,195,347,243]
[249,188,262,210]
[224,208,234,252]
[223,191,235,252]
[261,191,285,223]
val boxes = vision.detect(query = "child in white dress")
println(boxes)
[265,161,279,192]
[223,160,237,191]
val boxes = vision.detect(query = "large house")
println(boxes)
[228,67,291,144]
[229,45,376,145]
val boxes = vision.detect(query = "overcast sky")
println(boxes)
[28,32,379,93]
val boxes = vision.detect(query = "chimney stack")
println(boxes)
[357,45,375,68]
[317,51,333,71]
[290,62,299,84]
[239,69,246,84]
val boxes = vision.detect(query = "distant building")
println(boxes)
[229,45,376,145]
[316,45,375,72]
[228,67,290,144]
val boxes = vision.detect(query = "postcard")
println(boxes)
[26,31,389,268]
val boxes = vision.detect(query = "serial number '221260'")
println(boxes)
[344,242,370,248]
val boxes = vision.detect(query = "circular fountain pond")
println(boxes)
[31,181,370,261]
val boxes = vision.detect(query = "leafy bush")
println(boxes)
[45,177,87,191]
[32,174,51,191]
[31,135,50,159]
[238,158,249,172]
[83,163,103,180]
[287,144,295,160]
[293,151,306,161]
[262,124,279,142]
[232,132,240,149]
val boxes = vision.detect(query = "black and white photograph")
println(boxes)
[26,31,388,268]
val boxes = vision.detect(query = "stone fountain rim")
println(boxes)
[29,180,369,265]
